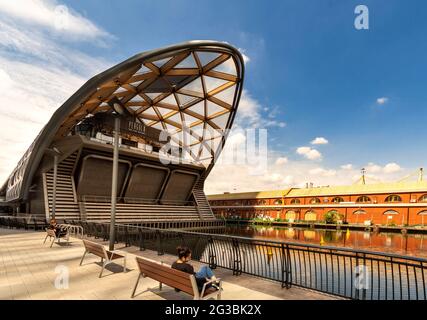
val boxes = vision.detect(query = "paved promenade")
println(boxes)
[0,228,337,300]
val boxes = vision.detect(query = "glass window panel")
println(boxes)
[186,101,204,116]
[204,76,228,92]
[160,94,178,106]
[152,57,171,68]
[176,93,198,107]
[196,51,221,66]
[213,84,236,104]
[174,54,198,68]
[212,57,237,75]
[180,77,204,94]
[207,100,225,117]
[210,112,229,128]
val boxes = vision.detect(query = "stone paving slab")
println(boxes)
[0,228,337,300]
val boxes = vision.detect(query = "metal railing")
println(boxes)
[1,217,426,300]
[76,222,427,300]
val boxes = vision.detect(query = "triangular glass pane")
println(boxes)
[212,57,237,75]
[114,86,128,94]
[200,146,212,160]
[204,76,228,93]
[211,112,229,128]
[191,123,205,140]
[160,94,178,106]
[128,106,140,112]
[136,64,151,74]
[130,80,144,87]
[176,93,198,107]
[196,51,221,66]
[207,100,225,117]
[214,84,236,104]
[182,113,199,127]
[150,122,163,130]
[180,77,203,94]
[128,94,145,103]
[165,112,181,124]
[140,107,158,117]
[210,137,223,154]
[190,145,201,158]
[146,92,162,101]
[152,57,171,68]
[174,54,198,68]
[186,101,205,117]
[165,122,178,133]
[155,106,173,118]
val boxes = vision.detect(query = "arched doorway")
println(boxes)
[304,210,317,221]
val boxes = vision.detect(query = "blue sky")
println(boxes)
[0,0,426,193]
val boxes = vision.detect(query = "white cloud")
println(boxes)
[0,0,112,42]
[383,162,402,173]
[275,157,288,165]
[365,162,382,173]
[309,167,336,177]
[296,146,322,160]
[311,137,328,145]
[376,97,389,105]
[0,5,111,183]
[341,164,353,170]
[238,48,250,64]
[235,90,286,129]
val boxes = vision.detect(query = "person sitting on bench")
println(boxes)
[48,219,67,238]
[172,246,220,294]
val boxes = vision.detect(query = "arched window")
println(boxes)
[418,210,427,215]
[353,210,367,215]
[356,196,371,203]
[257,199,266,205]
[274,199,283,205]
[290,198,300,204]
[310,197,321,204]
[285,210,296,220]
[332,197,344,203]
[418,194,427,202]
[383,210,399,215]
[304,210,317,221]
[385,195,402,203]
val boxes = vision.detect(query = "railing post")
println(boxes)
[138,228,145,251]
[232,238,242,276]
[208,237,217,269]
[281,243,291,289]
[156,229,164,255]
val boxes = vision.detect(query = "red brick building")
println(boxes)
[207,181,427,226]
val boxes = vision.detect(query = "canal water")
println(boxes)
[222,224,427,258]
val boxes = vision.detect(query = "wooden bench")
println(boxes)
[131,256,222,300]
[80,239,127,278]
[43,228,70,247]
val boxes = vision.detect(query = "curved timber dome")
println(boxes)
[2,40,245,202]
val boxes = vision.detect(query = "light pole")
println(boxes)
[46,146,62,220]
[107,97,128,251]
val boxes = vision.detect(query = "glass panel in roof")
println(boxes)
[180,77,204,94]
[212,57,237,75]
[204,76,228,92]
[128,106,140,112]
[165,122,178,133]
[140,107,157,117]
[176,93,198,107]
[196,51,221,66]
[128,94,145,103]
[165,112,181,124]
[150,122,163,130]
[145,92,162,101]
[213,83,236,104]
[182,113,199,127]
[207,100,225,117]
[210,112,229,128]
[152,57,171,68]
[186,101,204,117]
[135,64,151,74]
[156,106,173,118]
[160,94,178,106]
[174,54,198,68]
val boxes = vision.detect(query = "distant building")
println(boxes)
[208,179,427,226]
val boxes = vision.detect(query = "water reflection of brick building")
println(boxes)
[208,179,427,226]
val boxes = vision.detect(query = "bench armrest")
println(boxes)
[200,278,222,297]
